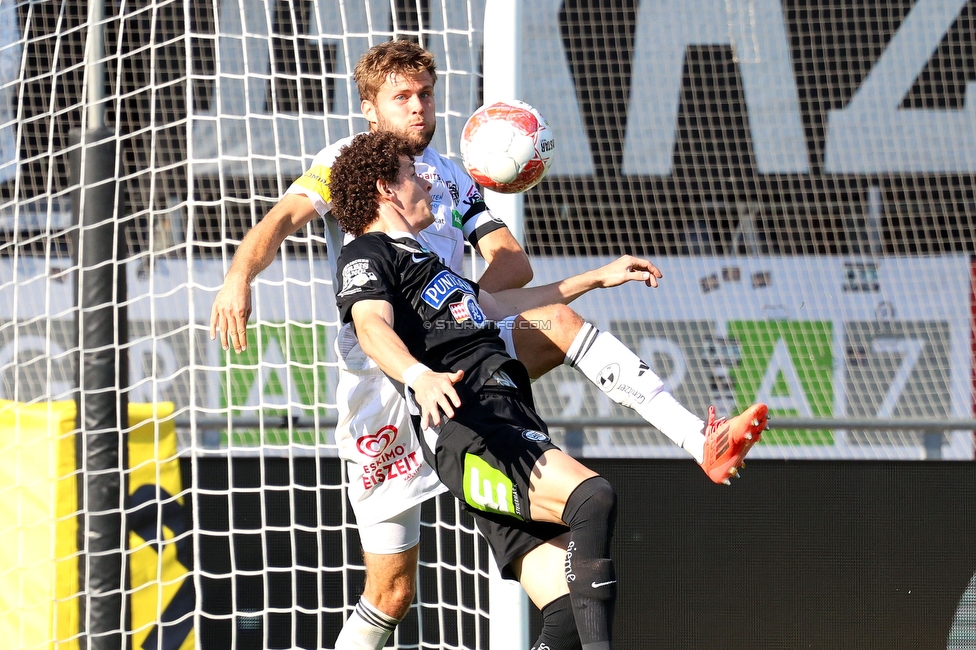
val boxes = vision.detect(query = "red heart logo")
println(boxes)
[356,425,398,457]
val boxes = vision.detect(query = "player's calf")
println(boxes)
[561,476,618,650]
[532,594,582,650]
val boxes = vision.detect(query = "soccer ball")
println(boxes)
[460,100,555,194]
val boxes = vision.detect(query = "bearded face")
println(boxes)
[364,71,437,155]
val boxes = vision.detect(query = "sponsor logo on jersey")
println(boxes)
[338,258,378,297]
[422,270,474,309]
[614,383,646,405]
[418,167,442,184]
[447,180,460,206]
[449,293,486,327]
[420,166,445,212]
[355,424,397,457]
[451,209,463,228]
[490,370,518,388]
[521,429,550,443]
[596,363,620,392]
[462,192,483,209]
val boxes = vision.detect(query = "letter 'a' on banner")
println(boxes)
[0,400,194,650]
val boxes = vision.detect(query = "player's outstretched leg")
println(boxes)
[512,309,706,459]
[700,403,768,485]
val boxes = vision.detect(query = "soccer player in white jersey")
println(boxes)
[210,39,767,650]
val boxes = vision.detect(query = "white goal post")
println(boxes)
[481,5,531,650]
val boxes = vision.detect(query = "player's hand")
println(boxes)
[210,274,253,354]
[412,369,464,428]
[594,255,662,289]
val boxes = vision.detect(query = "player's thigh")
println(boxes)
[363,545,420,591]
[511,531,571,608]
[509,305,582,379]
[527,448,598,524]
[359,509,423,615]
[359,504,422,556]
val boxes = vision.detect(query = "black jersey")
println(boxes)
[335,231,514,392]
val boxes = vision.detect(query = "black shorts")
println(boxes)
[416,377,569,580]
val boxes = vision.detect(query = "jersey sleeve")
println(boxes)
[334,236,399,326]
[284,137,351,215]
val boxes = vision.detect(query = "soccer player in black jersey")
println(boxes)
[330,131,767,650]
[212,40,768,650]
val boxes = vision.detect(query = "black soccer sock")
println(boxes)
[561,476,618,650]
[531,594,582,650]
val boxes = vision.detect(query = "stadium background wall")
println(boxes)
[188,456,976,650]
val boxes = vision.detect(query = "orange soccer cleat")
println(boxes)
[701,403,768,485]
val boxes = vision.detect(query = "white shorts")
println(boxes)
[497,315,518,358]
[357,504,422,555]
[334,325,448,528]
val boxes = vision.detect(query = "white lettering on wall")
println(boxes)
[871,337,924,418]
[824,0,976,173]
[755,337,814,416]
[521,1,596,175]
[621,0,808,175]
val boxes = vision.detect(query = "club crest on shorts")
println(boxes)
[521,429,550,443]
[596,363,620,392]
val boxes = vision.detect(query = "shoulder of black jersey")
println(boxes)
[336,232,395,269]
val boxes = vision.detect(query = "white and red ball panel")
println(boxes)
[460,100,555,194]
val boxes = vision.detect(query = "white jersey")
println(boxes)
[286,133,507,526]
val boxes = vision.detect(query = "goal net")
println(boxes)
[0,0,974,648]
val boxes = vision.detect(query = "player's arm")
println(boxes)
[454,164,533,291]
[479,254,662,320]
[473,227,533,292]
[210,193,319,353]
[351,299,463,428]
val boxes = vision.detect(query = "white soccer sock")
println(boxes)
[565,323,706,462]
[334,596,400,650]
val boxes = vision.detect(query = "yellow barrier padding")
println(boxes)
[0,400,194,650]
[127,403,194,650]
[0,400,76,650]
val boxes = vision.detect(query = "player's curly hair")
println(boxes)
[354,39,437,104]
[330,131,413,237]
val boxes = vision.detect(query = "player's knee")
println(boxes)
[532,594,581,650]
[364,573,416,620]
[543,303,584,333]
[562,476,617,532]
